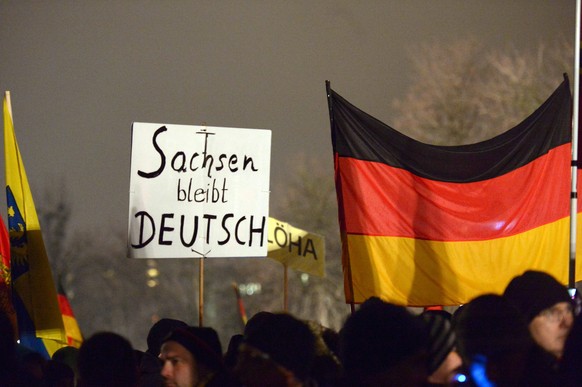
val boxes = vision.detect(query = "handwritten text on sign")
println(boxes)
[127,123,271,258]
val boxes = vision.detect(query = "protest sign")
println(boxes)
[128,122,271,258]
[267,217,325,277]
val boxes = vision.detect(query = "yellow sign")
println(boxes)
[267,217,325,277]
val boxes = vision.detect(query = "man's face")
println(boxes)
[428,350,462,384]
[159,341,198,387]
[529,301,574,358]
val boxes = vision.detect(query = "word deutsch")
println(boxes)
[130,211,266,251]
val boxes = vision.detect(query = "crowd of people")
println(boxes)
[0,269,581,386]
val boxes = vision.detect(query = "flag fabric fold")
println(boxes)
[328,77,582,306]
[4,92,66,357]
[0,215,17,335]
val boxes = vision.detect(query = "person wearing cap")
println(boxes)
[159,326,236,387]
[147,318,189,357]
[454,294,538,386]
[233,311,317,387]
[77,331,139,387]
[339,297,429,386]
[503,270,574,360]
[420,311,462,385]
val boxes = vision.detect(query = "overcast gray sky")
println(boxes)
[0,1,575,232]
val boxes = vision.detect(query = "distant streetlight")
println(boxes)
[147,259,159,287]
[239,282,261,296]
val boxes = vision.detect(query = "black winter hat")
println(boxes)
[146,318,188,356]
[339,297,428,376]
[163,327,224,371]
[243,312,316,381]
[455,294,533,362]
[421,312,456,375]
[504,270,571,323]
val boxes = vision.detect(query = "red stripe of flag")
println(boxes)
[57,293,74,317]
[338,143,570,241]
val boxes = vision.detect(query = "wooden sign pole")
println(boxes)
[199,258,204,326]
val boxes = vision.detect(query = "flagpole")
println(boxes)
[4,93,14,213]
[570,0,581,293]
[283,264,288,311]
[326,81,355,313]
[5,91,12,119]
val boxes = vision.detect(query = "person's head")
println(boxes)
[304,320,343,387]
[455,294,534,387]
[560,309,582,385]
[21,351,46,382]
[159,326,223,387]
[44,359,75,387]
[504,270,574,358]
[420,311,461,385]
[0,309,16,366]
[52,346,80,382]
[235,312,317,387]
[77,331,138,387]
[224,334,244,370]
[339,297,429,386]
[146,318,188,357]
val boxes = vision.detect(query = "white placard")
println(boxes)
[127,122,271,258]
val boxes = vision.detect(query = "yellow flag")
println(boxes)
[267,217,325,277]
[4,92,66,357]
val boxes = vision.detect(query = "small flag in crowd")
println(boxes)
[57,280,83,348]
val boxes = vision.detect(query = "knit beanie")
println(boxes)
[339,297,428,377]
[163,327,224,371]
[147,318,188,356]
[455,294,533,363]
[420,312,456,375]
[504,270,571,323]
[243,312,316,381]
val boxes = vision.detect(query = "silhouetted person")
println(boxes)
[77,331,138,387]
[52,346,79,383]
[134,349,163,387]
[234,311,317,386]
[21,350,46,383]
[305,320,343,387]
[454,293,557,387]
[559,307,582,386]
[0,309,41,386]
[44,359,75,387]
[224,333,244,370]
[339,297,429,386]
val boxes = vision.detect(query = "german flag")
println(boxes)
[57,281,83,348]
[328,76,581,306]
